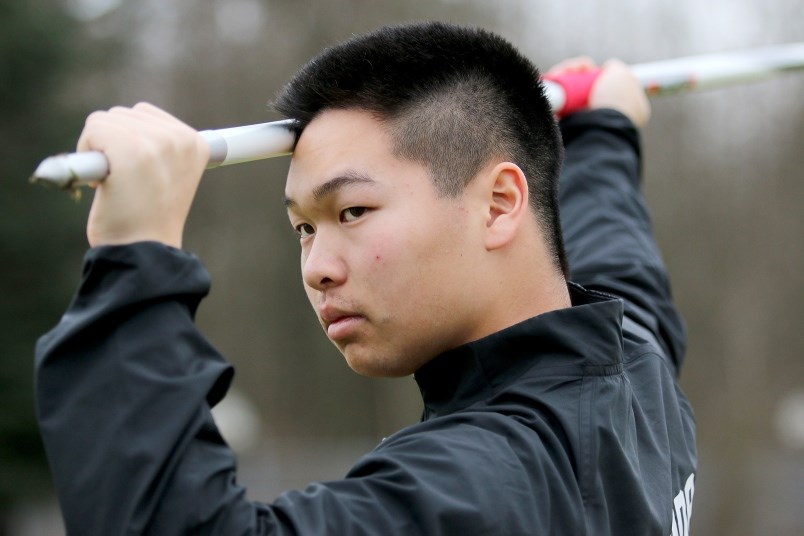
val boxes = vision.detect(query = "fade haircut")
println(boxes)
[275,21,568,276]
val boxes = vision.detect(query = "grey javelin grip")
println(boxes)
[30,119,297,190]
[200,119,296,168]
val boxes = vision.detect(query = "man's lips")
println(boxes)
[326,315,364,340]
[319,305,365,340]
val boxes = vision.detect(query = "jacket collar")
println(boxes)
[413,283,625,419]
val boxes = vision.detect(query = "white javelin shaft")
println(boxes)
[632,41,804,95]
[542,41,804,115]
[31,119,297,189]
[32,42,804,190]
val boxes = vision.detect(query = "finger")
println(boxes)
[132,102,195,130]
[600,59,633,79]
[123,104,209,163]
[76,109,114,152]
[77,109,158,154]
[105,105,188,133]
[76,105,209,173]
[131,101,172,117]
[545,56,597,75]
[96,106,195,149]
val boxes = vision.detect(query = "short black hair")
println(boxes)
[275,21,567,276]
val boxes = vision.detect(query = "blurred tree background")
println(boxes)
[0,0,117,532]
[2,0,803,534]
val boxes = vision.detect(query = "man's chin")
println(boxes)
[342,347,417,378]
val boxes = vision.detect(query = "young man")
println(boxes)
[36,22,697,535]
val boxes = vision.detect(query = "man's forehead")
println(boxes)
[289,110,385,172]
[296,108,391,151]
[284,170,377,209]
[284,109,394,198]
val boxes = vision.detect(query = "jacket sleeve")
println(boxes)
[35,242,252,534]
[35,242,525,535]
[557,109,687,371]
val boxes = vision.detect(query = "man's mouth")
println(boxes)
[319,305,365,341]
[325,315,364,340]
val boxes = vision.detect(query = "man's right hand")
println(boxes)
[546,57,651,128]
[77,102,209,249]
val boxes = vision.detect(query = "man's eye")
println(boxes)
[295,223,315,238]
[341,207,368,223]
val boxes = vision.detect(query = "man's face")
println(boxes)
[284,109,489,377]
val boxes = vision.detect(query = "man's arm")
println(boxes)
[76,102,209,249]
[34,104,531,534]
[35,245,535,534]
[35,243,253,533]
[35,104,277,533]
[556,60,687,370]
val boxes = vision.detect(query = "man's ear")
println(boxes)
[484,162,528,251]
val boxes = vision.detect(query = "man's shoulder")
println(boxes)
[344,414,581,532]
[369,414,524,462]
[376,409,582,489]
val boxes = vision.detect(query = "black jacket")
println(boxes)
[35,109,696,535]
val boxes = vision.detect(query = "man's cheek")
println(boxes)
[364,236,395,273]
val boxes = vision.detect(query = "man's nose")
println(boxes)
[301,234,347,291]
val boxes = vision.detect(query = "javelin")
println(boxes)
[31,41,804,192]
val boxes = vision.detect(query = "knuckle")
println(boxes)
[84,110,106,125]
[130,137,158,161]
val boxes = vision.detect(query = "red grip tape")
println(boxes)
[542,68,603,117]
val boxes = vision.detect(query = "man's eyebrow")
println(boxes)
[284,171,377,209]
